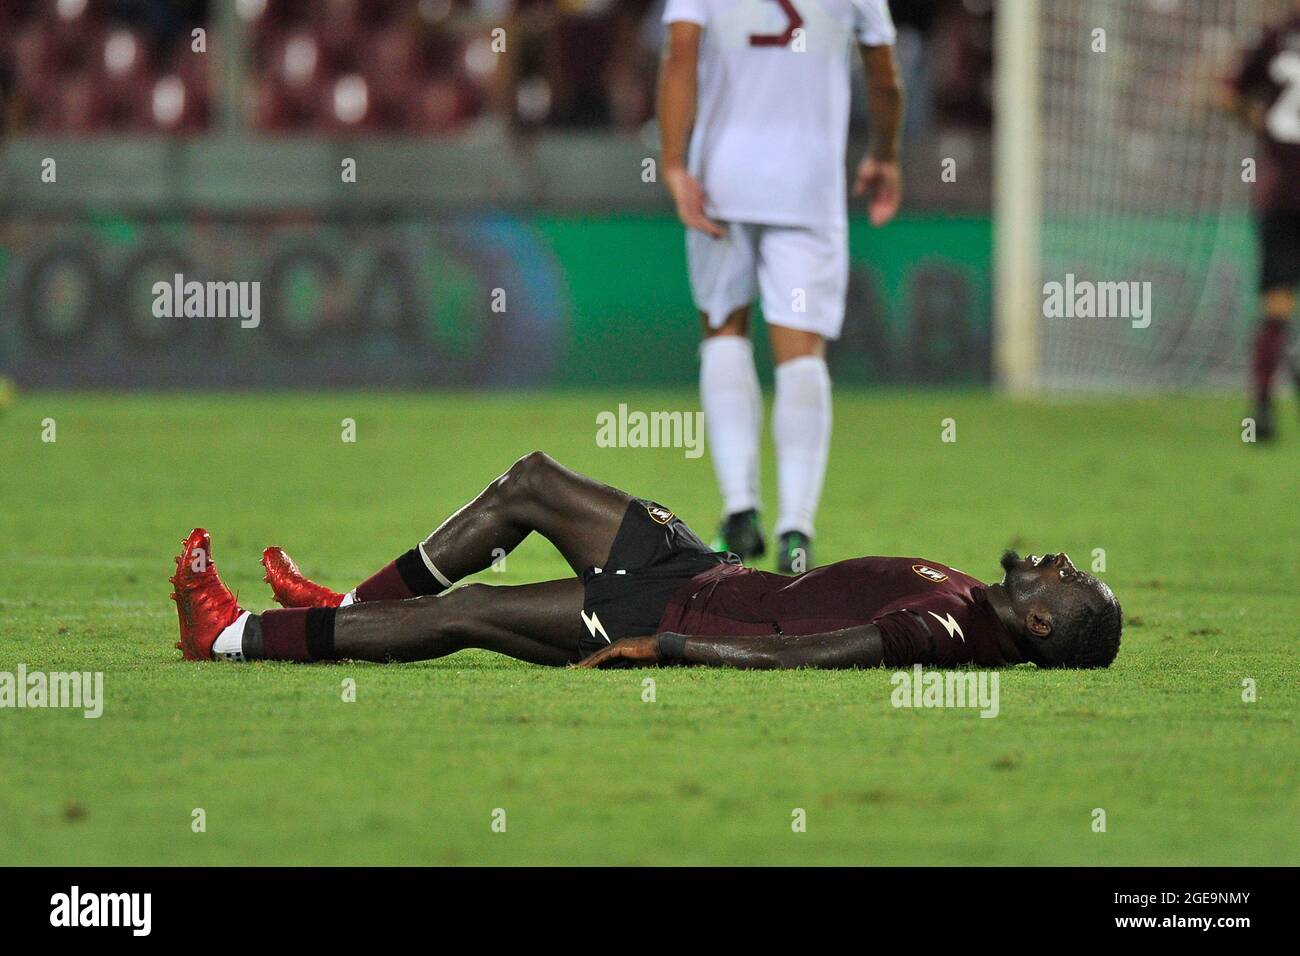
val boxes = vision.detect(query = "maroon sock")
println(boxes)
[1251,317,1288,404]
[256,608,337,662]
[353,548,446,603]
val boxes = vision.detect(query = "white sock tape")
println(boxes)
[212,611,251,662]
[418,542,454,590]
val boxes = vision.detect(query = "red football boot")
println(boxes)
[261,547,345,608]
[169,528,243,661]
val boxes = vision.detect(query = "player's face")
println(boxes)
[1002,550,1073,588]
[999,550,1110,664]
[999,550,1101,616]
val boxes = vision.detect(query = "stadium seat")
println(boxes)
[3,0,212,133]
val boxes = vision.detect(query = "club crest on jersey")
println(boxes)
[912,564,948,583]
[645,504,675,525]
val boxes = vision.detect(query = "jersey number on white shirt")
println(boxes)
[750,0,803,46]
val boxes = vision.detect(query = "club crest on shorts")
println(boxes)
[645,503,675,525]
[912,564,948,583]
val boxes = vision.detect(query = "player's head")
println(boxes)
[998,551,1122,668]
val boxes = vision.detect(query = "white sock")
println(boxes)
[700,336,762,515]
[212,611,251,662]
[773,355,832,538]
[339,591,356,607]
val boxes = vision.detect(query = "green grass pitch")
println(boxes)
[0,390,1296,865]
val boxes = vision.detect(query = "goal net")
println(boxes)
[997,0,1290,392]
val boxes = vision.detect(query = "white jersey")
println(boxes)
[663,0,896,229]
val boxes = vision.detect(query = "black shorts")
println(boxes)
[1258,211,1300,292]
[578,499,736,660]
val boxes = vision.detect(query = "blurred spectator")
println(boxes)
[0,0,991,138]
[2,0,210,133]
[930,0,994,130]
[500,0,656,133]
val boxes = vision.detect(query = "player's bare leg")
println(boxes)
[176,533,588,666]
[331,579,583,665]
[699,306,766,560]
[769,325,827,364]
[265,451,630,606]
[767,324,830,574]
[1250,285,1296,441]
[416,451,629,580]
[175,453,637,664]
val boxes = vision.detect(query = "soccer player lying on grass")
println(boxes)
[169,452,1123,670]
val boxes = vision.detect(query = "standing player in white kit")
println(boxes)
[658,0,904,572]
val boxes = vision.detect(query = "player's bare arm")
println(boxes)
[578,625,885,670]
[658,20,725,239]
[1219,83,1267,132]
[853,43,905,227]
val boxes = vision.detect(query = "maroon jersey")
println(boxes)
[657,557,1024,667]
[1227,13,1300,212]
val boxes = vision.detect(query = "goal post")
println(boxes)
[993,0,1286,394]
[994,0,1042,394]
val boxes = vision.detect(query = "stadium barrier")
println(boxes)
[1,211,994,388]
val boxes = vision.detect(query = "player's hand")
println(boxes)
[1246,101,1268,134]
[853,155,902,227]
[664,166,727,239]
[577,636,661,668]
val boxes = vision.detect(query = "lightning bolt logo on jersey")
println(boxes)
[577,497,740,661]
[581,610,611,645]
[927,611,965,643]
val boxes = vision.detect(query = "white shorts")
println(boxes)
[686,221,849,340]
